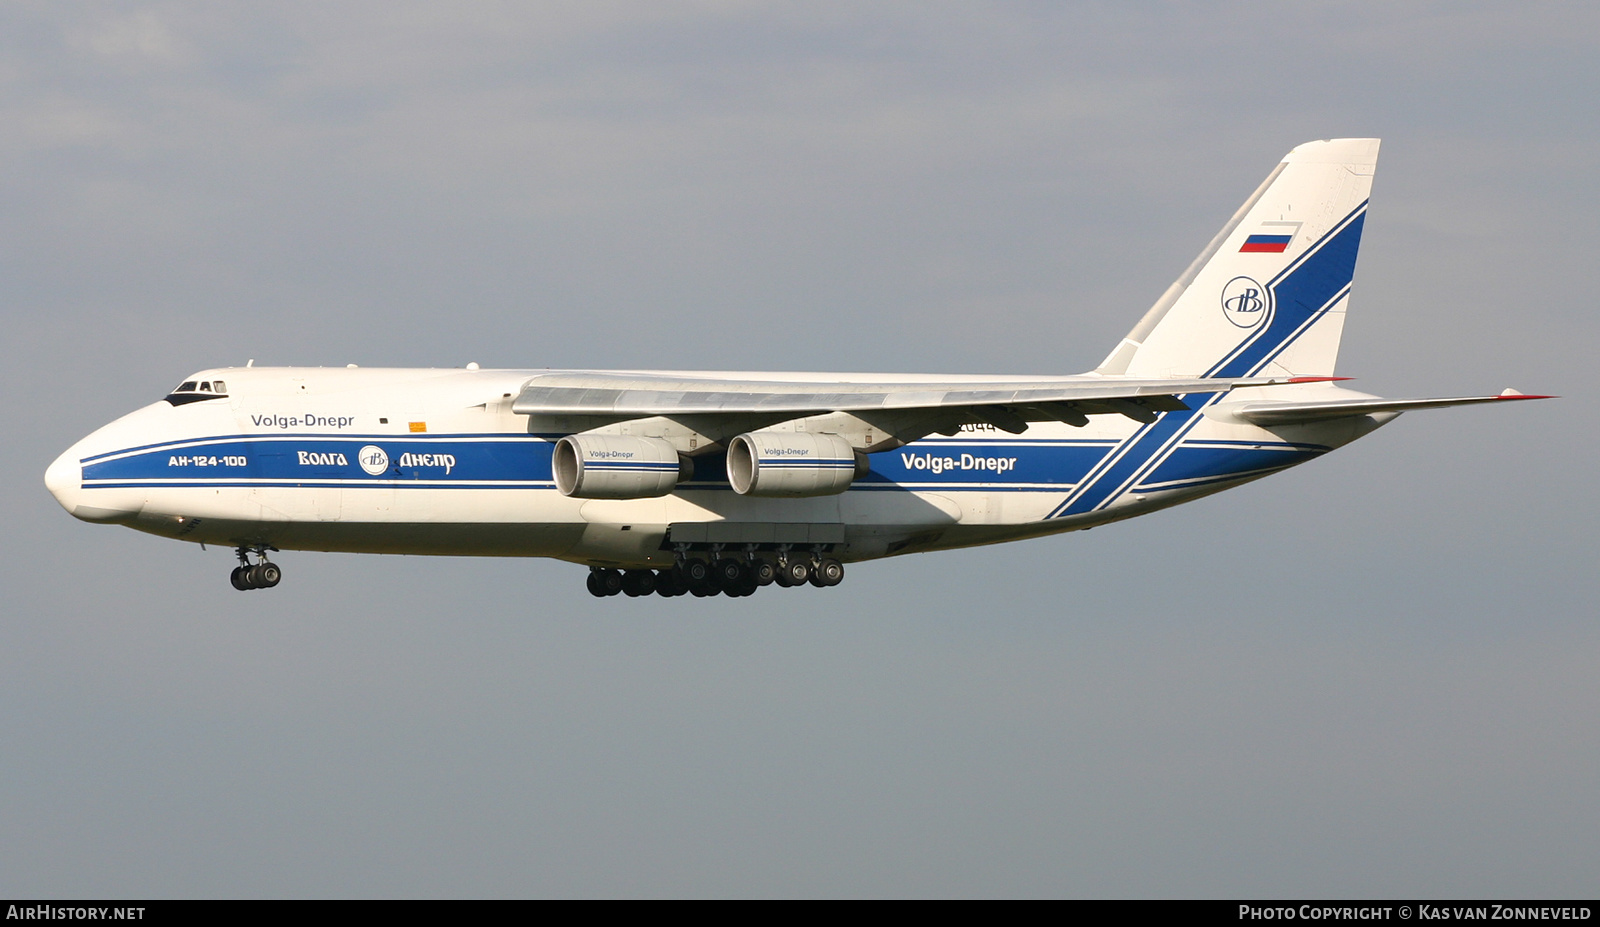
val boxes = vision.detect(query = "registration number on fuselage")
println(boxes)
[168,455,248,467]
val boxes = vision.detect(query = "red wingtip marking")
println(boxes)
[1498,394,1557,400]
[1286,376,1354,383]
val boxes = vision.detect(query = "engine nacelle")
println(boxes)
[553,435,693,499]
[726,432,868,497]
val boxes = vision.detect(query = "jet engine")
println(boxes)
[726,432,868,497]
[553,435,693,499]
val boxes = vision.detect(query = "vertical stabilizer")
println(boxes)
[1097,139,1379,379]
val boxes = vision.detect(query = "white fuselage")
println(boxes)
[45,365,1384,569]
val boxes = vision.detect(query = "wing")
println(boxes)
[511,370,1339,449]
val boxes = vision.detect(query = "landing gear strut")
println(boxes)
[230,545,282,591]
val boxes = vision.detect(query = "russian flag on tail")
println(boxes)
[1239,221,1301,253]
[1240,234,1291,253]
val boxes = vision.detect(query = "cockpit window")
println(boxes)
[165,378,227,406]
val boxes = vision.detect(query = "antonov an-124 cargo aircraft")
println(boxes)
[45,139,1550,598]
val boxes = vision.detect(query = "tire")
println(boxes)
[713,558,746,588]
[654,569,683,597]
[781,559,810,586]
[622,569,656,597]
[230,566,251,591]
[751,561,776,586]
[679,560,711,586]
[586,572,608,597]
[814,558,844,587]
[597,568,624,596]
[258,562,282,588]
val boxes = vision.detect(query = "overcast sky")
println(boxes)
[2,2,1596,898]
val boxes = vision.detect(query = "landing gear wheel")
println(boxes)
[813,558,843,587]
[720,574,756,597]
[596,568,624,596]
[230,545,282,591]
[586,572,608,597]
[751,561,776,586]
[679,560,711,587]
[713,558,747,588]
[654,569,684,597]
[780,559,810,586]
[680,560,719,596]
[621,569,656,597]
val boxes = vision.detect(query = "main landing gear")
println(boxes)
[230,545,282,591]
[585,552,844,599]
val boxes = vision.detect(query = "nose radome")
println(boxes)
[45,446,139,524]
[44,448,79,508]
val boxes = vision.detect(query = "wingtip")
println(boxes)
[1287,376,1355,383]
[1498,389,1557,400]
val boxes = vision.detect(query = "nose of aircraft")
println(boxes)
[45,443,141,524]
[44,446,79,510]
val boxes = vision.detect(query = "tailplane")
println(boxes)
[1097,138,1380,380]
[1223,388,1555,426]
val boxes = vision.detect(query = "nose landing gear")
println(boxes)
[230,545,282,591]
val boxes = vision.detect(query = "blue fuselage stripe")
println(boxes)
[81,433,1329,499]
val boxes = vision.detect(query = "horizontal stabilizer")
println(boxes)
[1231,389,1554,426]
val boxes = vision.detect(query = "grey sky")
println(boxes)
[2,2,1595,897]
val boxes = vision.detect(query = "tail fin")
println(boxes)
[1097,138,1379,380]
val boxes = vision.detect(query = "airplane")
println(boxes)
[44,138,1550,599]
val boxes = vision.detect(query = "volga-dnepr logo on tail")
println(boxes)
[1220,275,1270,329]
